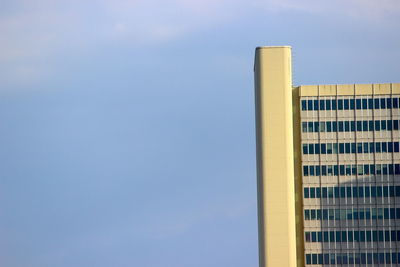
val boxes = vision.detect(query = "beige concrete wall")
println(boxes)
[299,83,400,96]
[254,46,297,267]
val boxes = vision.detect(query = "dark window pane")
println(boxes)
[301,100,307,110]
[356,99,362,109]
[326,100,331,110]
[338,99,343,110]
[362,99,368,109]
[319,100,325,110]
[308,100,313,111]
[381,98,386,109]
[387,98,392,109]
[374,98,380,109]
[393,97,398,108]
[368,98,373,109]
[314,100,319,110]
[344,99,349,109]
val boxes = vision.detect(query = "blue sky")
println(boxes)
[0,1,399,266]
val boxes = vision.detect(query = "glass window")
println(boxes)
[387,120,392,130]
[326,99,331,110]
[309,144,314,154]
[332,99,337,110]
[350,99,355,109]
[304,187,309,198]
[344,99,349,109]
[303,144,308,154]
[357,143,362,153]
[356,99,362,110]
[387,98,392,109]
[393,97,398,108]
[316,187,321,198]
[315,144,320,154]
[310,187,315,198]
[382,142,387,153]
[374,98,379,109]
[381,120,386,130]
[303,166,309,176]
[309,166,315,176]
[321,144,326,154]
[306,254,311,265]
[340,165,345,175]
[357,121,362,131]
[308,100,313,111]
[311,209,316,219]
[322,187,327,197]
[301,100,307,111]
[327,165,333,176]
[327,143,332,154]
[339,143,345,154]
[394,120,399,130]
[319,99,325,110]
[308,122,313,132]
[339,121,344,132]
[314,122,319,132]
[319,122,325,132]
[345,121,350,132]
[334,165,338,176]
[345,143,351,153]
[381,98,386,109]
[338,99,343,110]
[364,164,369,175]
[369,120,374,131]
[363,121,368,131]
[315,165,321,176]
[332,121,337,132]
[351,121,356,131]
[351,143,356,153]
[395,142,400,152]
[333,143,338,154]
[302,122,307,132]
[368,98,373,109]
[314,100,319,110]
[363,142,369,153]
[346,165,351,175]
[376,142,381,153]
[326,121,332,132]
[362,99,368,109]
[375,120,381,131]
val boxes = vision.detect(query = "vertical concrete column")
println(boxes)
[254,46,297,267]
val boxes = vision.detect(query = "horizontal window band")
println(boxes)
[301,119,400,133]
[305,252,400,265]
[303,164,400,176]
[305,230,400,243]
[303,185,400,199]
[304,207,400,220]
[301,97,400,111]
[303,141,400,155]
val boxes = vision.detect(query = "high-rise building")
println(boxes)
[254,46,400,267]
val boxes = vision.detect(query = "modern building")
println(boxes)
[254,46,400,267]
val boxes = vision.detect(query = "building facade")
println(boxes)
[254,46,400,267]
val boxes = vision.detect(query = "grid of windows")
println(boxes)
[304,207,400,220]
[303,164,400,176]
[303,141,400,155]
[305,230,400,243]
[303,185,400,199]
[302,119,400,133]
[301,97,400,111]
[305,252,400,265]
[300,92,400,266]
